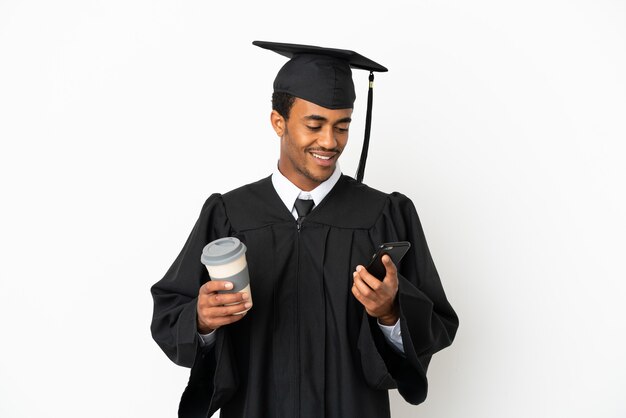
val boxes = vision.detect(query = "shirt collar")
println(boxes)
[271,163,342,215]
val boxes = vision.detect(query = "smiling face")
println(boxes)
[271,98,353,191]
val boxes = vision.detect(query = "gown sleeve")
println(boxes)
[150,194,237,417]
[150,194,231,366]
[359,192,459,404]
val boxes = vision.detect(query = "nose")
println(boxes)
[317,126,338,150]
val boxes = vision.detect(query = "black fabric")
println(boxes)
[273,53,356,110]
[253,40,387,110]
[150,175,458,418]
[253,41,388,73]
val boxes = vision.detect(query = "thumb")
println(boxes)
[382,254,395,268]
[382,255,397,276]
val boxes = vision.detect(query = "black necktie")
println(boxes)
[294,198,315,224]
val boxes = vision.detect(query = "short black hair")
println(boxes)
[272,92,296,120]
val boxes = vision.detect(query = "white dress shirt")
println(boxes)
[199,165,405,355]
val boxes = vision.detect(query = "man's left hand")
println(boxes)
[352,255,399,325]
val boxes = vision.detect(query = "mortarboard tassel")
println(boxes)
[356,72,374,183]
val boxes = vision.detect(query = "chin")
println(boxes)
[300,168,332,185]
[310,171,333,184]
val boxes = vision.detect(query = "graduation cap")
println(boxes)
[253,40,388,183]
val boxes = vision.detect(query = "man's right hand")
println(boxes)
[197,280,252,334]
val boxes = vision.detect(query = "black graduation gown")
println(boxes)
[150,175,458,418]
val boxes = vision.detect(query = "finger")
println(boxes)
[351,284,376,314]
[352,272,377,301]
[209,291,250,307]
[351,283,368,306]
[382,254,398,276]
[219,301,253,316]
[354,265,383,292]
[197,301,251,331]
[200,301,253,319]
[381,255,398,284]
[208,311,248,328]
[199,280,234,295]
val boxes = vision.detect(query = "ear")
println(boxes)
[270,110,286,137]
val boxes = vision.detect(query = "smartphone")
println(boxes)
[365,241,411,280]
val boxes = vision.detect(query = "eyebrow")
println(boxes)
[304,115,328,122]
[304,115,352,124]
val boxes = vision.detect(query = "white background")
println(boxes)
[1,1,625,417]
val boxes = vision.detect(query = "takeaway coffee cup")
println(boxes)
[201,237,251,312]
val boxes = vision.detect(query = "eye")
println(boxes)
[336,126,349,133]
[306,125,322,131]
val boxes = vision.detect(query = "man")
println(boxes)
[151,41,458,418]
